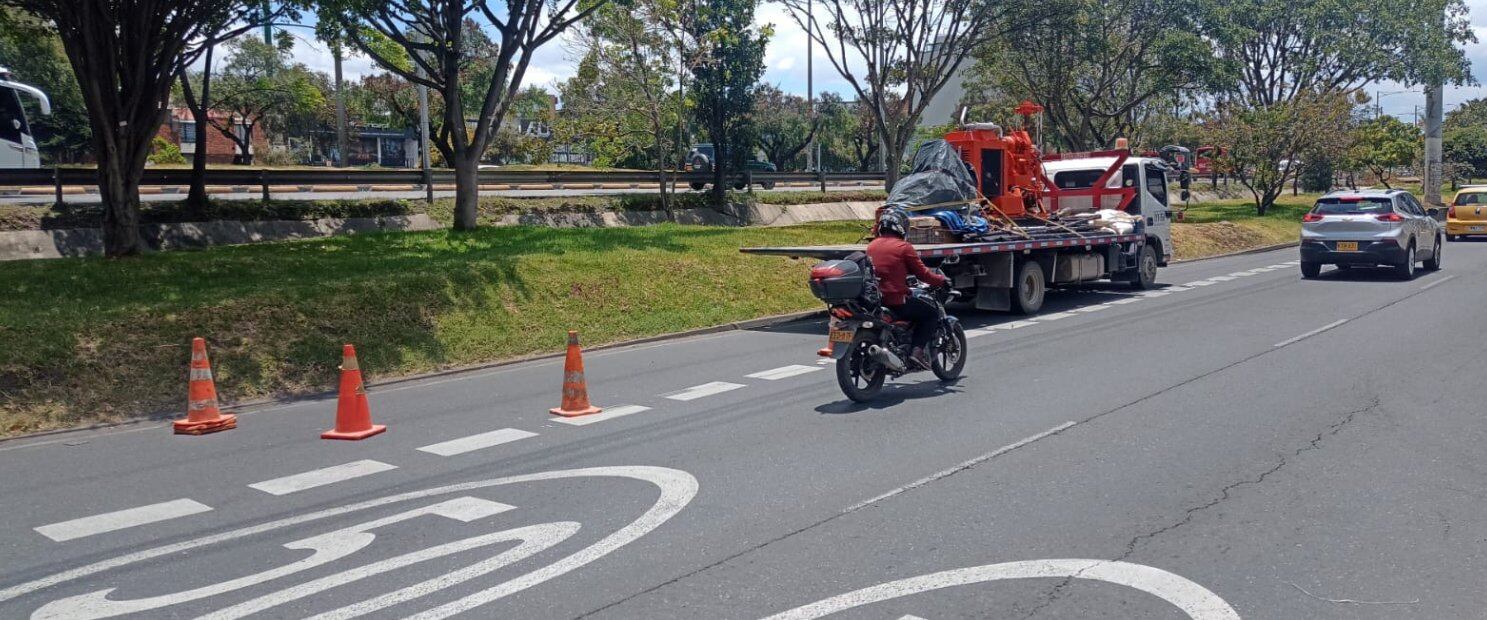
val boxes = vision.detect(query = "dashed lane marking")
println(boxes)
[746,365,824,380]
[1032,312,1076,321]
[963,328,995,339]
[1207,275,1236,282]
[552,404,651,426]
[1267,263,1291,269]
[664,381,747,401]
[1230,270,1256,277]
[1163,286,1193,292]
[34,499,212,543]
[1072,304,1111,313]
[989,320,1038,330]
[417,429,537,457]
[1420,274,1457,291]
[1184,280,1217,287]
[1273,319,1348,348]
[249,460,399,496]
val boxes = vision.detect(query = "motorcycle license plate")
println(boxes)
[1335,241,1358,252]
[828,329,856,343]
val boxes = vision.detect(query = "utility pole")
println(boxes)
[1423,0,1446,207]
[333,43,348,168]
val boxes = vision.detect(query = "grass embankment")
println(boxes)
[1171,194,1316,260]
[0,221,867,435]
[0,190,888,231]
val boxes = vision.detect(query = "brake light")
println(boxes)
[1339,196,1363,203]
[1375,212,1404,222]
[1448,205,1457,218]
[1302,213,1324,222]
[810,265,845,279]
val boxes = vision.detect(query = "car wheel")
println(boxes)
[1447,234,1459,242]
[1425,236,1443,271]
[1394,244,1416,280]
[761,182,776,190]
[1300,261,1321,279]
[689,182,706,191]
[732,181,747,190]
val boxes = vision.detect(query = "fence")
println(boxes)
[0,168,887,203]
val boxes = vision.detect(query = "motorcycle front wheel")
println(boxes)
[836,333,886,402]
[931,322,967,381]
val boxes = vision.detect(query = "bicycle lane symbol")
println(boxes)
[760,559,1241,620]
[0,466,698,620]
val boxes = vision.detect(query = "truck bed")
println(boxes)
[741,231,1144,261]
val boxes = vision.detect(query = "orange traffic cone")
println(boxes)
[173,338,237,435]
[550,331,601,417]
[322,344,386,440]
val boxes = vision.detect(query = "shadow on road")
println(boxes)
[814,378,965,414]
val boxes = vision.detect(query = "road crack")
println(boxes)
[1023,397,1380,617]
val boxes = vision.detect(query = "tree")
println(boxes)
[332,0,605,231]
[1205,92,1355,214]
[753,85,815,171]
[207,37,326,165]
[1198,0,1474,108]
[1443,125,1487,182]
[560,0,685,209]
[781,0,1006,189]
[0,7,90,162]
[0,0,282,255]
[971,0,1217,151]
[1344,116,1421,188]
[688,0,769,204]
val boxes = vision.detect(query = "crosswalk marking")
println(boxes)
[552,404,652,426]
[664,381,746,401]
[746,365,823,380]
[248,460,398,496]
[417,429,537,457]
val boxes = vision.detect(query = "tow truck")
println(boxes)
[742,105,1178,315]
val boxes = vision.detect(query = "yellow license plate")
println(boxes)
[1335,241,1358,252]
[828,329,856,343]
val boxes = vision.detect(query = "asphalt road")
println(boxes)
[2,241,1485,619]
[0,183,871,206]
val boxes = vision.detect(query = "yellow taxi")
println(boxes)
[1448,187,1487,240]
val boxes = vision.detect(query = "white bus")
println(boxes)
[0,67,52,168]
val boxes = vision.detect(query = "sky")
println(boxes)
[283,0,1487,121]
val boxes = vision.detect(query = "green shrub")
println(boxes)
[147,137,187,165]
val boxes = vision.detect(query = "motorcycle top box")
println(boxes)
[808,259,867,302]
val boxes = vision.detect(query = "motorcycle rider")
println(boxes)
[866,208,948,369]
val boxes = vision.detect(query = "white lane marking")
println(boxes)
[203,522,577,620]
[34,499,212,543]
[1207,275,1236,282]
[552,404,652,426]
[1109,297,1145,304]
[989,320,1038,330]
[1420,274,1457,291]
[1273,319,1348,348]
[815,358,833,366]
[1283,260,1301,265]
[1266,263,1290,269]
[845,422,1076,513]
[0,467,698,617]
[1230,271,1256,277]
[1033,312,1076,321]
[1163,286,1193,292]
[34,498,513,620]
[1184,280,1217,287]
[899,616,929,620]
[1072,304,1111,313]
[248,460,398,496]
[963,328,995,339]
[760,559,1239,620]
[664,381,746,401]
[747,365,824,380]
[417,429,537,457]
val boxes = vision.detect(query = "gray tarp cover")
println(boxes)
[885,140,977,210]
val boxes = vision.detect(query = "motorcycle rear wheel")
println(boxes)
[836,334,886,402]
[931,323,967,381]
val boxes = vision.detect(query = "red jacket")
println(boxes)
[866,236,946,306]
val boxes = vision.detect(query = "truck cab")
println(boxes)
[1042,156,1174,266]
[0,68,51,169]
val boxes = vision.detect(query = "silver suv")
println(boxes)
[1299,189,1443,279]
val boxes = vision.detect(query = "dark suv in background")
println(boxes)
[685,143,777,190]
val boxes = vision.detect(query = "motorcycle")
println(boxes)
[808,252,968,402]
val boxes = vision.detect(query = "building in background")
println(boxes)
[157,108,266,164]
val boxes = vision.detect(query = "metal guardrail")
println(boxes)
[0,168,886,201]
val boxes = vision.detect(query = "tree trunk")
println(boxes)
[183,44,213,206]
[452,155,480,230]
[883,139,903,191]
[98,152,144,256]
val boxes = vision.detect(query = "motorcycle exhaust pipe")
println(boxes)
[868,345,907,372]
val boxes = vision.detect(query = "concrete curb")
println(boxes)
[0,308,826,445]
[1170,241,1299,265]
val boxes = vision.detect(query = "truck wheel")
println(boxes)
[1011,260,1046,315]
[1131,245,1158,289]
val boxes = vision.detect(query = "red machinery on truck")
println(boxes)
[743,102,1176,315]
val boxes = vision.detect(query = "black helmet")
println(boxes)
[877,207,909,238]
